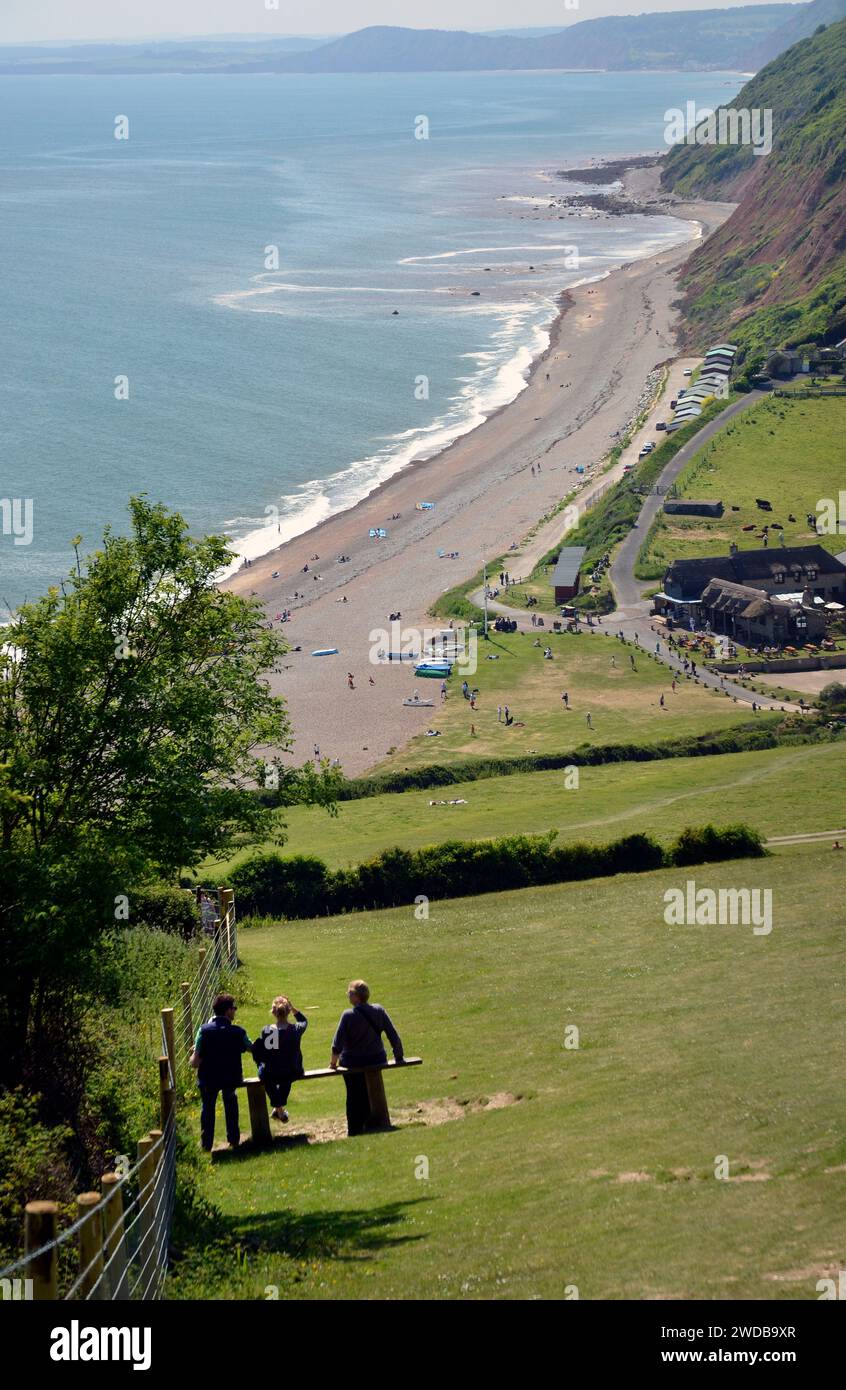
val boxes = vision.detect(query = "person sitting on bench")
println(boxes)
[330,980,404,1136]
[190,993,253,1152]
[251,995,308,1122]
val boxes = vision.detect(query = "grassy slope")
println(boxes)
[371,629,765,772]
[638,393,846,574]
[202,741,845,875]
[171,845,846,1300]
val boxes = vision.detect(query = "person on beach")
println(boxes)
[330,981,404,1137]
[440,681,447,702]
[347,672,355,690]
[659,693,665,708]
[190,993,252,1152]
[252,996,308,1123]
[562,691,569,707]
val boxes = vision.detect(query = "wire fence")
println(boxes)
[0,886,237,1302]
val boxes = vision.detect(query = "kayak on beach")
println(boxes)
[311,647,339,656]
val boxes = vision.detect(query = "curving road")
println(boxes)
[472,386,806,715]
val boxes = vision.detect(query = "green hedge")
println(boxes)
[129,884,200,941]
[248,719,837,809]
[228,823,766,921]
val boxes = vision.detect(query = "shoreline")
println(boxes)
[218,153,684,579]
[224,157,736,775]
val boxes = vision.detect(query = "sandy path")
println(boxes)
[225,170,735,775]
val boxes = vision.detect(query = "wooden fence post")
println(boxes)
[159,1056,175,1132]
[137,1135,156,1289]
[364,1069,391,1130]
[245,1078,271,1147]
[161,1007,176,1081]
[24,1200,58,1300]
[180,981,193,1059]
[76,1192,104,1299]
[100,1173,128,1300]
[219,888,235,967]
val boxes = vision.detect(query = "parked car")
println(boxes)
[656,421,667,431]
[682,368,693,377]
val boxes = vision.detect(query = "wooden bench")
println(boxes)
[240,1058,422,1146]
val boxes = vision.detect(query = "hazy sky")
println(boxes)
[0,0,803,45]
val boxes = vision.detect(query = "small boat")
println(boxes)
[414,665,450,679]
[403,697,434,707]
[311,647,339,657]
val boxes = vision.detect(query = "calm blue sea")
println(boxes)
[0,70,738,612]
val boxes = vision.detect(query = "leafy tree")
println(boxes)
[0,497,336,1091]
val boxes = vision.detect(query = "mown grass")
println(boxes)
[371,629,773,771]
[638,395,846,576]
[169,845,846,1300]
[201,740,846,876]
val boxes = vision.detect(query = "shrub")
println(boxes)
[229,854,334,919]
[670,823,766,867]
[130,884,200,941]
[0,1091,74,1264]
[819,682,846,710]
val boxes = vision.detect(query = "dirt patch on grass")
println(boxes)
[265,1091,524,1146]
[617,1170,652,1183]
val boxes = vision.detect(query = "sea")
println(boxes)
[0,69,739,614]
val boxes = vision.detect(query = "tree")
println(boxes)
[0,497,336,1090]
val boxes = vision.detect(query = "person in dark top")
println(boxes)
[330,980,404,1136]
[251,995,308,1122]
[190,992,252,1152]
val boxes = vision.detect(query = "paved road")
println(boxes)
[610,389,767,611]
[603,388,806,713]
[471,386,806,715]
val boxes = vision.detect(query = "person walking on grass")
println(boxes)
[330,981,405,1136]
[252,996,308,1123]
[190,993,252,1152]
[586,712,593,729]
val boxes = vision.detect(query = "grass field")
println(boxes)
[373,629,759,772]
[638,394,846,576]
[203,740,846,877]
[170,845,846,1300]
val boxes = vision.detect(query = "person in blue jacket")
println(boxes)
[251,995,308,1122]
[190,993,252,1151]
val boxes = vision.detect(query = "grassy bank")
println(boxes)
[169,845,846,1300]
[203,740,845,877]
[638,394,846,577]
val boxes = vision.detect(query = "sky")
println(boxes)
[0,0,804,45]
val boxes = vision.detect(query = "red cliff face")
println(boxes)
[662,20,846,357]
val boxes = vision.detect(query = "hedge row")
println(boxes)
[252,719,833,807]
[227,823,766,921]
